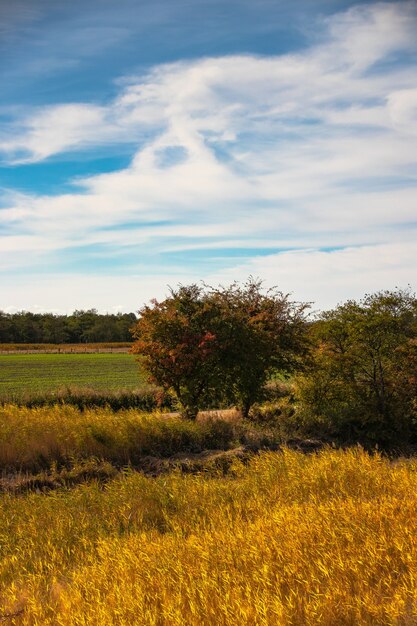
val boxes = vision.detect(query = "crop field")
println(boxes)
[0,342,132,353]
[1,438,417,625]
[0,352,145,400]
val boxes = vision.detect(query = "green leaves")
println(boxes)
[298,288,417,445]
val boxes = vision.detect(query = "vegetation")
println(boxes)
[0,405,261,474]
[132,284,228,419]
[2,285,416,448]
[0,387,174,412]
[1,286,417,623]
[0,281,417,626]
[1,447,417,624]
[210,280,309,416]
[132,279,308,419]
[297,288,417,445]
[0,353,144,402]
[0,309,137,343]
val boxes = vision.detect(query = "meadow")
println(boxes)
[0,352,144,401]
[1,345,417,624]
[1,444,417,625]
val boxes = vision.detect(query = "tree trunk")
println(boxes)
[182,404,199,420]
[241,399,251,419]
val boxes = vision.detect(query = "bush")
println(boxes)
[0,405,241,473]
[0,386,175,412]
[296,288,417,445]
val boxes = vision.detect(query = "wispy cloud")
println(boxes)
[0,0,44,40]
[1,2,417,309]
[207,241,417,311]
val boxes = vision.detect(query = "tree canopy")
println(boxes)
[297,288,417,444]
[0,310,137,344]
[131,279,309,418]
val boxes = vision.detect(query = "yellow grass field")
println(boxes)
[1,437,417,625]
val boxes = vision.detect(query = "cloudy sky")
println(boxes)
[1,0,416,313]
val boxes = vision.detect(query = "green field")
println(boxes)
[0,352,145,399]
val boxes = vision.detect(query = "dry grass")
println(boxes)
[1,447,417,624]
[0,405,249,473]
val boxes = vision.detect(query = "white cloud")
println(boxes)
[1,273,197,314]
[321,2,417,70]
[207,241,417,311]
[1,2,417,309]
[1,103,115,162]
[2,241,416,313]
[387,88,417,135]
[2,3,416,165]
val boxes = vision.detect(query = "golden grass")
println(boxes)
[1,447,417,624]
[0,405,241,472]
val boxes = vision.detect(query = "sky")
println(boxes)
[1,0,416,314]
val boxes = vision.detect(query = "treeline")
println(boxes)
[0,310,137,344]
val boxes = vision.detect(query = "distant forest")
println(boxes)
[0,310,137,343]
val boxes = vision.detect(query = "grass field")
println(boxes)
[2,348,417,624]
[1,444,417,625]
[0,353,144,400]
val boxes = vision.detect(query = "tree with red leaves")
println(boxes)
[131,279,309,419]
[131,284,227,418]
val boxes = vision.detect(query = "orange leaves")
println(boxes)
[131,281,309,418]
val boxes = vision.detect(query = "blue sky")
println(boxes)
[1,0,416,313]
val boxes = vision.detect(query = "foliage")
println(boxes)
[132,284,229,418]
[296,288,417,444]
[0,310,137,343]
[2,448,417,624]
[209,279,309,416]
[132,279,309,418]
[1,386,173,413]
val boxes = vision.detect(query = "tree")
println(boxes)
[296,288,417,444]
[209,279,310,416]
[0,311,13,343]
[42,314,69,344]
[131,285,227,418]
[131,279,309,419]
[0,310,138,344]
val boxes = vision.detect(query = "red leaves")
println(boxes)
[131,280,309,418]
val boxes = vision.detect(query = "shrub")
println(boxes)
[296,288,417,445]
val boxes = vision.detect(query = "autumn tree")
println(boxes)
[131,285,227,419]
[131,279,309,419]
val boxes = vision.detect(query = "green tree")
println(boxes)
[209,279,309,416]
[296,288,417,444]
[42,314,69,344]
[0,311,13,342]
